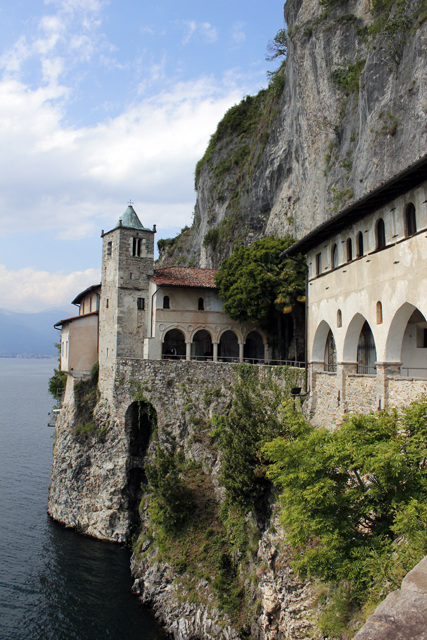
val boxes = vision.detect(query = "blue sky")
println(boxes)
[0,0,285,312]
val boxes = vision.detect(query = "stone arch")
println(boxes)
[325,329,337,372]
[244,330,265,361]
[357,321,377,374]
[125,399,157,527]
[162,327,186,358]
[385,303,426,363]
[312,320,334,362]
[218,326,243,343]
[219,329,240,361]
[191,329,213,360]
[343,313,370,362]
[189,326,216,342]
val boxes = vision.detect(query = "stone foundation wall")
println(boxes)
[308,371,339,427]
[345,374,377,415]
[49,361,304,542]
[388,376,427,407]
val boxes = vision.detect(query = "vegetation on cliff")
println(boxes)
[265,396,427,637]
[134,365,303,629]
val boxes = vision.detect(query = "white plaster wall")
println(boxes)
[307,181,427,368]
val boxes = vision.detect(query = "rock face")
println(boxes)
[159,0,427,269]
[353,555,427,640]
[131,512,317,640]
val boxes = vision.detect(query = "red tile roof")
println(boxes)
[54,310,98,328]
[152,267,218,289]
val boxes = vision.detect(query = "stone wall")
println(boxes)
[345,374,377,415]
[49,360,304,543]
[308,371,339,427]
[388,376,427,407]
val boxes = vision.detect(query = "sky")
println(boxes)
[0,0,286,313]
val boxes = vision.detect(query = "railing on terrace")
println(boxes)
[357,365,377,375]
[160,354,305,367]
[400,367,427,379]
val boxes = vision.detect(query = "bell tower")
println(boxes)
[98,204,156,370]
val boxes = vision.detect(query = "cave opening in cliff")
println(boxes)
[125,400,157,530]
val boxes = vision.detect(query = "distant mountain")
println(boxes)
[0,308,76,357]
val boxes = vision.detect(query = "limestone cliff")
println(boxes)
[158,0,427,269]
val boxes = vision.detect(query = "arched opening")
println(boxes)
[404,203,417,237]
[324,329,337,372]
[219,330,239,362]
[162,328,185,359]
[331,244,338,269]
[400,308,427,377]
[244,331,264,362]
[376,301,383,324]
[312,320,334,363]
[198,297,204,310]
[163,295,170,309]
[356,232,364,258]
[376,218,386,250]
[357,321,377,374]
[125,400,157,529]
[191,329,213,360]
[337,309,342,328]
[315,252,322,276]
[346,238,352,262]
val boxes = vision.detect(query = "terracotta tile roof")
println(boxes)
[152,267,218,289]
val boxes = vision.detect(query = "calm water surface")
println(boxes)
[0,358,164,640]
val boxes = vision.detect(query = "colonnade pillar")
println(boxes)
[238,342,244,363]
[185,341,191,361]
[213,342,218,362]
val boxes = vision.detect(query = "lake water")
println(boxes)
[0,358,164,640]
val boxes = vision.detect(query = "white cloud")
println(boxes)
[177,20,218,46]
[232,22,246,45]
[0,264,100,313]
[0,73,245,239]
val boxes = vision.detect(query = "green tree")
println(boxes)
[145,448,194,533]
[48,342,67,400]
[264,398,427,597]
[214,236,305,359]
[266,28,287,61]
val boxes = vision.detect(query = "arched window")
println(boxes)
[376,301,383,325]
[315,252,322,276]
[356,231,364,258]
[376,218,386,250]
[324,330,337,372]
[198,297,204,311]
[107,241,112,256]
[346,238,352,262]
[404,203,417,237]
[132,237,142,257]
[163,295,170,309]
[331,244,338,269]
[337,309,342,328]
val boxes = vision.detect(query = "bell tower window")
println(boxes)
[107,241,112,256]
[132,237,142,257]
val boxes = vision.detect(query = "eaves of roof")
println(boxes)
[281,153,427,258]
[54,310,98,328]
[71,284,101,306]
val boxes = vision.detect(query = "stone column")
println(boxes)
[213,342,218,362]
[336,361,357,408]
[238,342,244,363]
[186,341,191,361]
[264,343,269,364]
[376,362,402,409]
